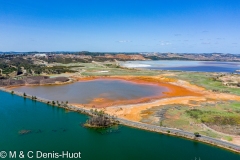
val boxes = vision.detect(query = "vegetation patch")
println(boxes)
[142,102,239,139]
[84,110,119,128]
[185,109,240,125]
[167,72,240,95]
[46,66,77,74]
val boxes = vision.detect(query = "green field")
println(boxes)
[141,100,240,141]
[52,62,161,76]
[166,72,240,95]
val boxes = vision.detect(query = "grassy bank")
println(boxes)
[167,72,240,95]
[141,101,240,142]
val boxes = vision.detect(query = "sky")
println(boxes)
[0,0,239,53]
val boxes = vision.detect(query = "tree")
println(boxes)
[237,83,240,87]
[17,67,23,75]
[23,92,26,97]
[160,121,163,126]
[194,132,200,137]
[31,96,37,100]
[11,91,14,94]
[84,110,118,128]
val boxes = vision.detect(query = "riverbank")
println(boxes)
[1,87,240,153]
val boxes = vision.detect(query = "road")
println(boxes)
[117,118,240,152]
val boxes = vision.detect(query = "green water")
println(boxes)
[0,91,239,160]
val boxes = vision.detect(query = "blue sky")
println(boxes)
[0,0,239,53]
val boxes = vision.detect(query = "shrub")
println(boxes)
[194,132,200,137]
[185,109,203,119]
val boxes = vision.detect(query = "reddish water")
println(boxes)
[13,79,168,105]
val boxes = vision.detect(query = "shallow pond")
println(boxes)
[13,79,167,105]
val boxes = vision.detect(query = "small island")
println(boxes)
[84,109,119,128]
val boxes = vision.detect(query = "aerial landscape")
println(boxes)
[0,0,240,160]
